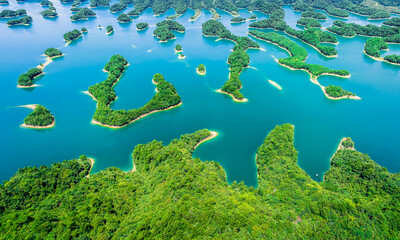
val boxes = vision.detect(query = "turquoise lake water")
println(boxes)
[1,3,399,186]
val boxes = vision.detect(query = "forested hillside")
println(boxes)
[1,125,398,239]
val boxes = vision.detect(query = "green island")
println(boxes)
[0,0,9,4]
[364,37,400,65]
[174,44,182,52]
[197,64,206,75]
[249,19,338,57]
[153,20,185,42]
[327,20,400,40]
[22,105,55,128]
[1,124,399,238]
[7,16,32,26]
[383,17,400,27]
[301,10,327,20]
[231,16,246,23]
[202,20,260,102]
[292,1,349,18]
[40,0,53,6]
[296,18,322,28]
[63,29,82,43]
[110,3,126,13]
[81,27,87,33]
[248,30,357,100]
[17,68,44,87]
[106,25,113,35]
[0,9,26,18]
[70,7,96,21]
[325,85,355,99]
[249,14,257,20]
[90,0,109,8]
[87,55,182,128]
[117,13,132,23]
[136,22,148,31]
[40,9,58,18]
[49,6,56,11]
[44,48,63,58]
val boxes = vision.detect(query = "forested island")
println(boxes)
[248,30,356,99]
[296,18,321,28]
[44,48,63,58]
[202,20,260,102]
[327,20,400,39]
[81,27,87,33]
[17,68,43,87]
[0,9,26,18]
[197,64,206,75]
[106,25,113,34]
[174,44,182,52]
[324,85,356,99]
[231,16,246,23]
[90,0,109,8]
[64,29,82,43]
[153,20,185,42]
[136,22,148,31]
[40,0,53,6]
[22,105,55,128]
[1,123,398,238]
[249,19,338,57]
[383,17,400,27]
[301,10,327,20]
[40,9,58,18]
[87,55,182,128]
[110,3,126,13]
[7,16,32,26]
[0,0,9,4]
[70,7,96,21]
[364,37,400,65]
[117,13,132,23]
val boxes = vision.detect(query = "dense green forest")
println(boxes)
[7,16,32,26]
[202,20,259,100]
[175,44,182,51]
[0,9,26,18]
[88,55,182,127]
[249,14,257,20]
[231,16,246,23]
[249,19,338,57]
[327,20,400,38]
[153,20,185,42]
[23,105,54,127]
[40,0,53,6]
[90,0,109,8]
[117,13,132,23]
[70,7,96,21]
[296,17,321,28]
[248,30,349,82]
[383,17,400,27]
[63,29,82,43]
[301,10,327,20]
[81,27,87,32]
[17,68,43,87]
[325,85,355,98]
[40,9,57,17]
[136,22,148,30]
[0,124,398,238]
[110,2,126,13]
[198,63,205,73]
[44,48,63,58]
[106,25,113,34]
[364,37,388,58]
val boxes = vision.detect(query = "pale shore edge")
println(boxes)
[193,131,218,150]
[215,89,248,102]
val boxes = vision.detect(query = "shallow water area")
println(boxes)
[0,2,399,187]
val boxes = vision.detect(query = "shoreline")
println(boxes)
[189,9,201,22]
[284,32,338,58]
[363,50,400,66]
[19,104,55,128]
[17,84,40,88]
[193,131,218,150]
[268,79,282,90]
[215,89,248,102]
[178,55,186,59]
[91,102,182,129]
[86,158,95,178]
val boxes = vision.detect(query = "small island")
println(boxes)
[174,44,182,53]
[17,68,43,87]
[0,9,26,18]
[40,9,58,18]
[44,48,63,58]
[87,55,182,128]
[81,27,87,33]
[117,13,132,23]
[110,3,126,13]
[136,22,148,31]
[196,64,206,75]
[178,53,186,59]
[90,0,110,8]
[296,18,321,28]
[153,20,185,42]
[301,10,327,20]
[70,7,96,21]
[249,14,257,20]
[64,29,82,43]
[40,0,53,6]
[0,0,9,5]
[231,17,246,23]
[324,85,358,100]
[22,105,55,129]
[106,25,113,35]
[7,16,32,26]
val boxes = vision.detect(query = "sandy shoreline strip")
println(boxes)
[193,131,218,150]
[86,158,95,178]
[196,67,206,75]
[268,79,282,90]
[216,89,248,102]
